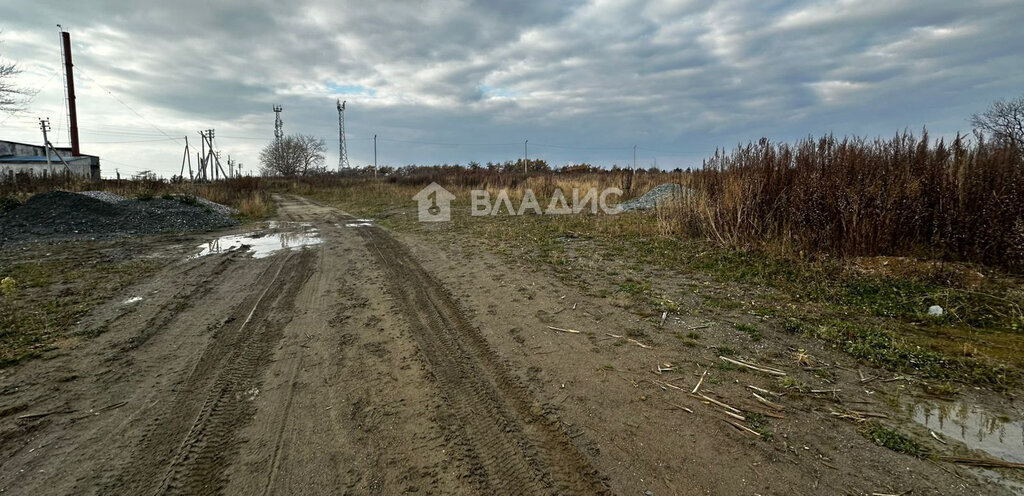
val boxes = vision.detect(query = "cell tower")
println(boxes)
[337,99,350,170]
[273,105,283,142]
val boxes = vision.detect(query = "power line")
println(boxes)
[0,69,62,126]
[377,137,519,147]
[531,142,633,151]
[87,137,180,144]
[73,67,183,145]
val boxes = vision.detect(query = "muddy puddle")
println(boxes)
[906,399,1024,463]
[192,227,322,259]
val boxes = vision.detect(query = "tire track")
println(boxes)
[358,226,609,495]
[119,255,234,351]
[115,250,316,495]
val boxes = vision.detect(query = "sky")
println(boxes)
[0,0,1022,178]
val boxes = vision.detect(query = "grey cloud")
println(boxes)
[0,0,1022,175]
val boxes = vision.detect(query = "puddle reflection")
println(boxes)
[192,229,322,259]
[908,400,1024,463]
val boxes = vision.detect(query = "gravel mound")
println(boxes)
[0,191,238,244]
[619,183,693,212]
[0,197,20,214]
[175,195,238,217]
[78,191,129,203]
[76,191,236,216]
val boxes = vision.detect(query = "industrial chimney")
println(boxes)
[60,29,80,156]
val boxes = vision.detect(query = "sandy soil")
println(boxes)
[0,194,1018,495]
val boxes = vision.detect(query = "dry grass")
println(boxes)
[4,129,1019,269]
[665,131,1023,270]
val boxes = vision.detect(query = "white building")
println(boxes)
[0,139,101,181]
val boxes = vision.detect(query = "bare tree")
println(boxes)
[1,38,25,112]
[259,134,327,176]
[971,94,1024,150]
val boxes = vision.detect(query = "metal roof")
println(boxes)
[0,155,90,163]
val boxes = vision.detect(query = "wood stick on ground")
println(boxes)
[688,324,711,330]
[722,410,746,421]
[693,393,741,414]
[881,375,909,383]
[656,380,686,392]
[752,392,785,411]
[719,356,786,376]
[723,419,761,438]
[691,369,709,394]
[17,409,74,420]
[548,326,581,334]
[751,409,787,419]
[747,385,783,397]
[830,410,888,422]
[664,401,694,414]
[936,456,1024,470]
[96,401,128,413]
[607,333,652,349]
[659,311,668,328]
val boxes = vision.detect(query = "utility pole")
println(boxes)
[633,144,637,170]
[199,131,207,181]
[186,136,193,181]
[524,139,528,174]
[180,135,193,181]
[373,134,377,177]
[40,119,52,169]
[204,130,226,180]
[197,129,224,181]
[337,100,350,170]
[38,117,71,174]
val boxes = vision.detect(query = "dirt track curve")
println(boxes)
[0,194,607,495]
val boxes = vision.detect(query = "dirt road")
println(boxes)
[1,194,1014,495]
[0,195,606,495]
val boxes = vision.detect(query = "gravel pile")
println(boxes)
[0,191,238,244]
[77,191,236,216]
[177,195,238,217]
[78,190,129,203]
[0,197,20,214]
[619,183,693,212]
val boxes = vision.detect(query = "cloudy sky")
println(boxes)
[0,0,1022,178]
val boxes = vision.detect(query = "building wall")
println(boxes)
[0,141,45,157]
[1,159,94,180]
[0,140,101,181]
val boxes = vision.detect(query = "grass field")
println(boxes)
[2,131,1021,387]
[303,178,1023,390]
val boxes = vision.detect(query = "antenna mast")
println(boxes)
[273,105,283,142]
[337,99,350,170]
